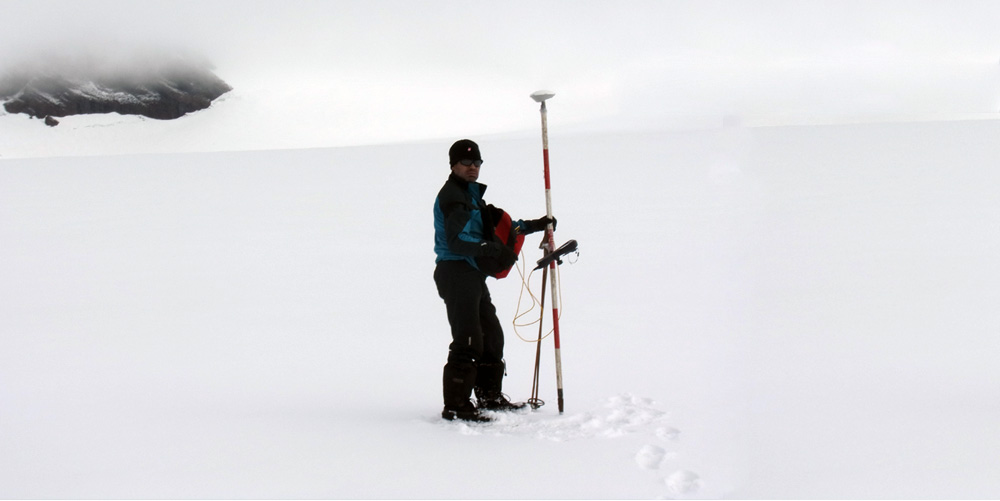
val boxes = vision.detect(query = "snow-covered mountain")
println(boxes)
[0,50,231,124]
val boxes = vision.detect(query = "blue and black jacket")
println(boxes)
[434,173,527,271]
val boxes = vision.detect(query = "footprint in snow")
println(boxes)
[447,393,672,441]
[635,444,667,470]
[655,426,680,442]
[665,469,702,495]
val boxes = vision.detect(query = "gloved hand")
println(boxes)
[497,244,517,269]
[522,216,557,234]
[479,241,518,275]
[481,241,501,257]
[482,241,516,260]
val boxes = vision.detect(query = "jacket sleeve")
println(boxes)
[439,188,492,257]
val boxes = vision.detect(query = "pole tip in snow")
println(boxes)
[531,90,555,103]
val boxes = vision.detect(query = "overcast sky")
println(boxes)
[2,0,999,143]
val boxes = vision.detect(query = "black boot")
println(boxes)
[474,362,528,412]
[442,363,491,422]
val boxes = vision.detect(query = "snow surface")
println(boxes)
[2,117,999,498]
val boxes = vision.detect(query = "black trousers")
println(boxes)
[434,260,505,366]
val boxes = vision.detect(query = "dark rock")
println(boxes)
[1,50,232,121]
[44,115,59,127]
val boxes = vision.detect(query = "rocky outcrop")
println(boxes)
[0,51,232,123]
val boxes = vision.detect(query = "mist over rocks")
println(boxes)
[0,49,231,124]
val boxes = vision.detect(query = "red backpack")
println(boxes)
[492,210,525,278]
[475,206,526,278]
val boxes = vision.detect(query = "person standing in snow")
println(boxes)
[433,139,553,422]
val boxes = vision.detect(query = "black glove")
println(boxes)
[497,245,517,269]
[481,240,515,260]
[478,241,518,276]
[522,216,556,235]
[481,241,502,257]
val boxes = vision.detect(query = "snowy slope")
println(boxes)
[2,120,999,498]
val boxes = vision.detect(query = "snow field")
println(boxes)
[2,119,999,498]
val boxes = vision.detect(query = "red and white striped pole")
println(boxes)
[530,90,565,413]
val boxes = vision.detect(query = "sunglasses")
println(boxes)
[459,158,483,167]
